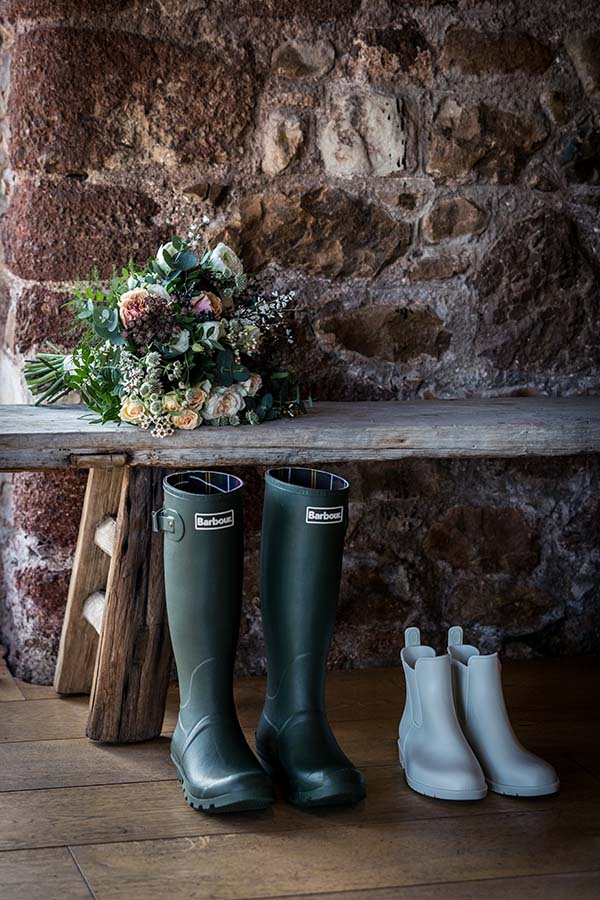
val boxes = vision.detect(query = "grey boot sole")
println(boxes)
[171,754,273,813]
[486,777,560,797]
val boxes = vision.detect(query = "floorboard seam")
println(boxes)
[67,846,98,900]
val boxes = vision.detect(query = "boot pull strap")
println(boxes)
[404,627,421,648]
[152,507,185,541]
[448,625,463,646]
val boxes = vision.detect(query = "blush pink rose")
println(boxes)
[119,288,150,327]
[191,292,223,319]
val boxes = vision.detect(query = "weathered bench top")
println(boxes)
[1,398,599,470]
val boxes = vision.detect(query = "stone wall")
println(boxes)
[1,0,599,681]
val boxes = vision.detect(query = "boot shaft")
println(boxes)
[260,466,349,716]
[156,470,245,718]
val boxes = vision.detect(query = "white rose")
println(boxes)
[239,373,262,397]
[168,329,190,354]
[156,241,178,274]
[119,397,146,424]
[146,283,171,301]
[208,242,244,277]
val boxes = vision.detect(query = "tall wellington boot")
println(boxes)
[399,627,487,801]
[154,470,274,813]
[448,626,560,797]
[256,466,366,808]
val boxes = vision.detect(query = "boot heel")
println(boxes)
[255,748,277,778]
[170,753,184,784]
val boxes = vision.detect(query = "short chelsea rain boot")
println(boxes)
[447,626,560,797]
[155,470,274,813]
[256,466,366,807]
[399,627,487,801]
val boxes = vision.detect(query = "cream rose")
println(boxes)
[119,288,150,327]
[162,392,182,413]
[186,380,211,409]
[202,386,245,420]
[239,373,262,397]
[171,409,200,430]
[119,397,146,424]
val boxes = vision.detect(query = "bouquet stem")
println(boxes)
[24,353,70,405]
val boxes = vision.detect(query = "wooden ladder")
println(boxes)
[53,462,173,743]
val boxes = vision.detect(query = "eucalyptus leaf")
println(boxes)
[232,364,250,382]
[216,349,234,387]
[173,250,198,271]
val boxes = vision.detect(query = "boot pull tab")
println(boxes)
[152,507,185,541]
[404,627,421,648]
[448,625,463,646]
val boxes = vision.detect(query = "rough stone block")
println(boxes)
[3,179,165,280]
[5,0,127,18]
[318,305,451,363]
[422,197,488,242]
[318,90,406,177]
[427,99,548,183]
[566,31,600,98]
[349,23,433,82]
[441,29,553,76]
[473,211,600,372]
[424,506,539,574]
[560,121,600,183]
[409,254,467,281]
[15,286,80,353]
[232,0,360,19]
[9,28,155,172]
[262,111,305,176]
[9,27,257,172]
[13,470,86,550]
[220,188,412,278]
[272,40,335,78]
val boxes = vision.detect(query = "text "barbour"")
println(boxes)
[306,506,344,524]
[195,510,235,530]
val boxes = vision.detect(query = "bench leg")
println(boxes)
[86,466,173,743]
[54,467,124,695]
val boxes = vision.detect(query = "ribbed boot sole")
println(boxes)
[171,755,273,813]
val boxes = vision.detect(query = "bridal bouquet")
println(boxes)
[24,226,304,436]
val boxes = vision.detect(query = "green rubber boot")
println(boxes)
[154,470,274,813]
[256,466,366,807]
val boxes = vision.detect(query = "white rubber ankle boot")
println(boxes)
[447,626,560,797]
[398,627,487,801]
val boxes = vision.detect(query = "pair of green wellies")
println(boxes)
[153,466,366,813]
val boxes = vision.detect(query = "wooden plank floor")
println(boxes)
[0,658,599,900]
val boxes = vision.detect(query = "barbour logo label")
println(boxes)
[306,506,344,525]
[195,510,235,530]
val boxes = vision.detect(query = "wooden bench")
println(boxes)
[1,398,599,744]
